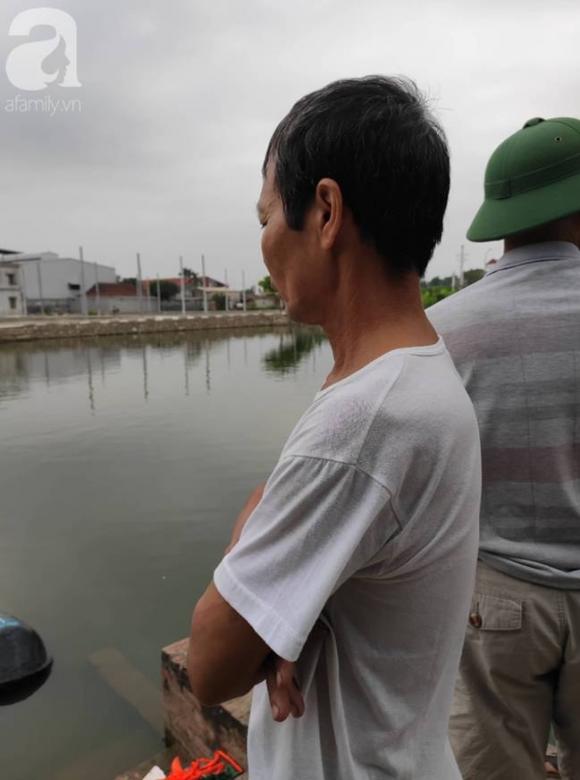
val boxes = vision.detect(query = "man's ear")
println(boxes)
[314,178,343,251]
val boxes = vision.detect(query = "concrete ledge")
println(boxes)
[0,311,289,344]
[161,638,250,779]
[118,637,560,779]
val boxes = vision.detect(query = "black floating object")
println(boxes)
[0,613,52,700]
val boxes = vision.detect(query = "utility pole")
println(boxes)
[179,255,186,316]
[79,246,88,316]
[94,262,101,316]
[201,253,208,313]
[36,259,45,315]
[136,252,143,314]
[242,269,247,312]
[19,264,28,316]
[156,273,161,313]
[459,244,466,289]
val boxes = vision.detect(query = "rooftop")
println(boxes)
[86,282,137,297]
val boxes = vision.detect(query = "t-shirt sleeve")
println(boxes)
[213,455,400,661]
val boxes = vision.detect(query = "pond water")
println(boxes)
[0,325,330,780]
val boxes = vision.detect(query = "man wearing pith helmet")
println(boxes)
[429,116,580,780]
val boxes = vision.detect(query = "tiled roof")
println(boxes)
[86,282,137,297]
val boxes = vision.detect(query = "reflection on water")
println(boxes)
[0,325,330,780]
[263,328,326,376]
[0,325,327,412]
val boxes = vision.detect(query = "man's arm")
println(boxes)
[224,483,266,554]
[188,581,273,705]
[188,482,304,717]
[188,581,304,721]
[188,483,270,706]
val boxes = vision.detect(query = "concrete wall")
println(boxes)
[72,296,158,315]
[252,295,280,309]
[17,255,117,302]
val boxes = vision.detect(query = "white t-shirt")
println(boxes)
[214,339,481,779]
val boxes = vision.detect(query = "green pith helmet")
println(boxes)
[467,116,580,242]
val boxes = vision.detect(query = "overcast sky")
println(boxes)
[0,0,578,285]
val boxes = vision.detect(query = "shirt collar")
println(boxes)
[486,241,580,276]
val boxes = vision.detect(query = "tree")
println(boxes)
[421,286,454,308]
[258,275,277,294]
[425,275,453,289]
[182,267,199,287]
[463,269,485,286]
[212,292,226,310]
[157,280,180,301]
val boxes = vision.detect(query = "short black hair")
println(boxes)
[263,76,450,277]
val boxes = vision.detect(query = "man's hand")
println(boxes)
[266,657,304,722]
[266,618,331,722]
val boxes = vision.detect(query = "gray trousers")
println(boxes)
[449,561,580,780]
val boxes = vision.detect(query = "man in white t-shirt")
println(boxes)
[187,76,481,779]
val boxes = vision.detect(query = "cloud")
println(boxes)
[0,0,577,280]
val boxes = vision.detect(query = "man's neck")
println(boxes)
[318,267,438,390]
[503,238,579,255]
[504,221,580,253]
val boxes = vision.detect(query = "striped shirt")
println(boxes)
[428,241,580,588]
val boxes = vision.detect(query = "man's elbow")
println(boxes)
[187,587,268,705]
[187,644,223,706]
[187,640,254,706]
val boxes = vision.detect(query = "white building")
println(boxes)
[13,251,117,313]
[0,259,24,316]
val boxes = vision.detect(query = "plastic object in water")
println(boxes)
[0,613,52,687]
